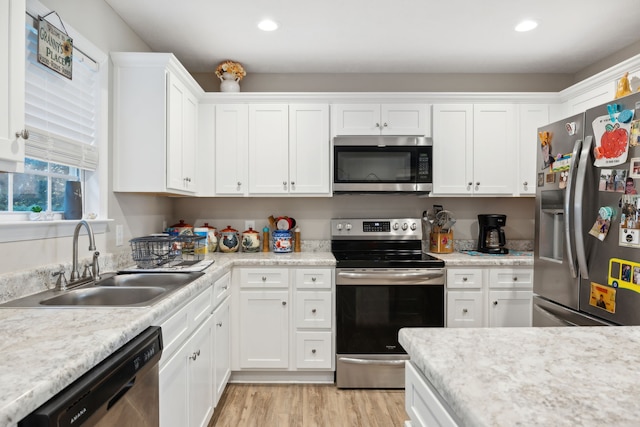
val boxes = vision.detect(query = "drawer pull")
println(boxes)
[462,308,468,313]
[493,301,498,306]
[311,308,317,314]
[262,276,267,282]
[311,277,317,282]
[311,349,317,354]
[189,349,201,361]
[217,322,223,327]
[513,277,518,282]
[462,277,468,282]
[282,301,287,306]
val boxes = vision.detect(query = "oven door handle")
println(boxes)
[339,357,407,367]
[337,271,444,281]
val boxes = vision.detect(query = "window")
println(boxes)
[0,8,99,220]
[0,159,80,213]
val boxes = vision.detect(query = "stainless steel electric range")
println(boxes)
[331,218,445,389]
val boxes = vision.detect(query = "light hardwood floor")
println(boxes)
[209,383,408,427]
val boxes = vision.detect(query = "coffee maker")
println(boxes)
[477,214,509,254]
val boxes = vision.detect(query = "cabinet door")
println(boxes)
[447,290,484,328]
[333,104,381,135]
[381,104,428,135]
[488,290,533,327]
[167,74,197,193]
[432,104,473,195]
[213,297,230,407]
[0,0,25,173]
[473,104,516,195]
[189,316,214,427]
[518,104,549,195]
[289,104,330,194]
[248,104,289,194]
[239,290,289,368]
[215,104,248,195]
[159,341,189,427]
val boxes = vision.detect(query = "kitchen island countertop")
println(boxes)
[0,252,335,427]
[399,326,640,427]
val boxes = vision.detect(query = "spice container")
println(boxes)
[219,225,240,253]
[272,229,293,253]
[241,227,261,252]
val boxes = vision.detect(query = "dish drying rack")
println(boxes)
[130,235,207,269]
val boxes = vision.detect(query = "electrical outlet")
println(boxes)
[245,220,255,231]
[116,224,123,246]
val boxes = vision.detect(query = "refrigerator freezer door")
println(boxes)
[533,295,613,326]
[534,113,585,310]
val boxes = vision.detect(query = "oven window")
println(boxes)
[336,285,444,354]
[334,148,414,182]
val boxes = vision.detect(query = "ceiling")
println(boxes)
[104,0,640,75]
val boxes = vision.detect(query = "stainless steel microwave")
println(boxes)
[333,136,432,194]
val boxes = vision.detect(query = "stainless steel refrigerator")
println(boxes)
[533,92,640,326]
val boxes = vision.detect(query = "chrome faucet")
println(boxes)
[70,220,97,283]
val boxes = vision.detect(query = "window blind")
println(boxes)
[24,16,99,171]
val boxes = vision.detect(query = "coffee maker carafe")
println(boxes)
[477,214,509,254]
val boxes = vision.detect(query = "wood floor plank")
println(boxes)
[210,384,407,427]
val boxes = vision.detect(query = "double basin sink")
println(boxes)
[0,272,204,308]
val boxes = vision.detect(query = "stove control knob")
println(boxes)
[392,222,399,230]
[336,223,343,231]
[410,222,417,231]
[345,223,352,231]
[402,223,408,231]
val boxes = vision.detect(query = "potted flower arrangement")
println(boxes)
[215,60,246,92]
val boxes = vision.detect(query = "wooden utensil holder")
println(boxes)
[429,231,454,253]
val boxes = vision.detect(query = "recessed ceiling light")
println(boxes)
[258,19,279,32]
[515,20,538,32]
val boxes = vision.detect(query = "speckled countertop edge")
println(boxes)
[399,327,640,427]
[0,252,335,427]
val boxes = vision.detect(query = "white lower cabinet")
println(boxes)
[158,272,231,427]
[232,267,334,379]
[159,286,214,427]
[405,361,459,427]
[446,267,533,328]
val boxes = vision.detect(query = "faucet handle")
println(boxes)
[82,263,92,278]
[52,269,68,290]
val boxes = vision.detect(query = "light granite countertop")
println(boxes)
[429,250,533,266]
[399,326,640,427]
[0,252,335,427]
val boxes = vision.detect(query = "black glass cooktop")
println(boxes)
[332,240,444,269]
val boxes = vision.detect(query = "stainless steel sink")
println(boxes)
[0,272,204,308]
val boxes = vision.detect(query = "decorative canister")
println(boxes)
[241,227,261,252]
[200,222,218,252]
[272,229,293,253]
[168,220,193,236]
[193,227,209,254]
[219,225,240,253]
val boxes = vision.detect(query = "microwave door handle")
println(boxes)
[564,138,582,279]
[573,135,593,280]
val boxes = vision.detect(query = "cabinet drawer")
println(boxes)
[446,268,483,289]
[160,302,190,361]
[213,272,231,308]
[446,290,483,328]
[295,331,332,369]
[295,291,332,328]
[240,268,289,288]
[191,286,213,327]
[489,268,533,289]
[295,268,333,289]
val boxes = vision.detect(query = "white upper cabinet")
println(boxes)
[0,0,26,173]
[517,104,549,196]
[111,52,201,195]
[215,104,249,195]
[248,104,290,194]
[432,104,516,196]
[214,103,330,196]
[288,104,330,194]
[333,104,429,136]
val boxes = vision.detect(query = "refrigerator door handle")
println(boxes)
[564,138,583,279]
[573,135,593,280]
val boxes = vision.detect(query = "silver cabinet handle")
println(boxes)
[311,349,316,354]
[311,308,317,314]
[15,129,29,139]
[217,322,223,327]
[189,349,201,360]
[462,277,468,282]
[311,277,317,282]
[467,182,473,191]
[291,181,295,186]
[262,276,267,281]
[237,181,242,186]
[475,182,480,191]
[375,122,381,128]
[462,308,468,313]
[513,277,518,282]
[493,301,498,306]
[282,301,287,306]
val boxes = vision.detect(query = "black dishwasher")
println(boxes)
[19,326,163,427]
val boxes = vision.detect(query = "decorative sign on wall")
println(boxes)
[37,13,73,80]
